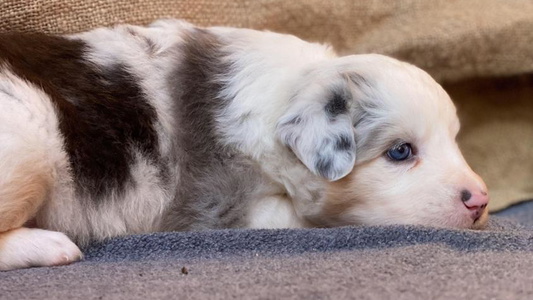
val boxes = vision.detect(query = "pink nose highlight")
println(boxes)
[461,189,489,220]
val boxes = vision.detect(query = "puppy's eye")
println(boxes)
[387,143,412,161]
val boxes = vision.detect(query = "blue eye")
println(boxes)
[387,143,412,161]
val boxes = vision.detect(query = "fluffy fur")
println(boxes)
[0,19,489,270]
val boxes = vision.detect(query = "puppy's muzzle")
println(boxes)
[461,189,489,222]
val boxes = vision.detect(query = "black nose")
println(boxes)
[461,190,472,202]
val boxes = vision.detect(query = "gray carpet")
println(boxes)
[2,202,533,300]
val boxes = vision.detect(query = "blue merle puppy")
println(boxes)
[0,20,489,270]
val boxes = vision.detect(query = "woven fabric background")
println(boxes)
[1,0,532,210]
[2,0,533,82]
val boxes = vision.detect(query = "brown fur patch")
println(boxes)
[0,162,52,232]
[0,228,16,251]
[320,159,377,225]
[322,173,357,222]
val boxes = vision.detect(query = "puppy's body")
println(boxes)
[0,20,489,270]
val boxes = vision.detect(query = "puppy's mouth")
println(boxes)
[469,210,489,230]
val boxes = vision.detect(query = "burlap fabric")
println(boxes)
[1,0,532,210]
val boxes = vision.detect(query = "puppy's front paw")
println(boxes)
[0,228,82,271]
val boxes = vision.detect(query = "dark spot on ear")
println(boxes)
[314,155,333,178]
[325,93,347,117]
[334,135,353,151]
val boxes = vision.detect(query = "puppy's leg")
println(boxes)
[0,139,81,271]
[0,73,83,270]
[0,228,82,271]
[0,158,51,232]
[248,196,310,229]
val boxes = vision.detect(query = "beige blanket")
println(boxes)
[2,0,532,210]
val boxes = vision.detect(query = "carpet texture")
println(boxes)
[1,202,533,299]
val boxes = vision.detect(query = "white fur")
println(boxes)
[248,196,309,229]
[39,154,173,246]
[0,69,65,187]
[0,228,82,270]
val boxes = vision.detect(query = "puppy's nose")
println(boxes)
[461,189,489,219]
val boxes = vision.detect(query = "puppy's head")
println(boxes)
[277,54,488,229]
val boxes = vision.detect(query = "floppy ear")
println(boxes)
[277,78,357,181]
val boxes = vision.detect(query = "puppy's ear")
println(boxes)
[277,77,357,181]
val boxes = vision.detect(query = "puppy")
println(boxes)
[0,19,488,270]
